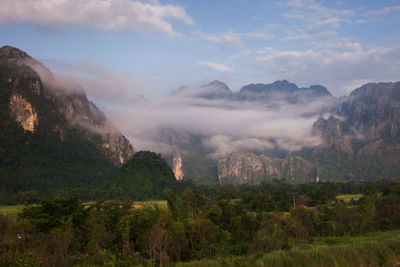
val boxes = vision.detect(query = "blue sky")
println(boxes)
[1,0,400,99]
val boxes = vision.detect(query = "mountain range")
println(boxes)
[1,45,400,198]
[165,78,400,184]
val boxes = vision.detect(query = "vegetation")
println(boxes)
[177,231,400,267]
[106,151,181,200]
[0,61,117,203]
[0,180,399,266]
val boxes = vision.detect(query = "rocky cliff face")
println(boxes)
[1,45,134,166]
[312,82,400,154]
[218,81,400,184]
[218,152,312,184]
[9,93,38,133]
[171,150,184,180]
[0,45,135,195]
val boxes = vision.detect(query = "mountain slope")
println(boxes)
[107,151,179,200]
[236,80,332,103]
[0,46,134,201]
[217,81,400,184]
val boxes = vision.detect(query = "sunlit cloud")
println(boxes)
[0,0,193,36]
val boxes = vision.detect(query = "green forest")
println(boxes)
[1,180,400,266]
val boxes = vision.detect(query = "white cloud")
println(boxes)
[236,42,400,95]
[197,61,232,72]
[194,30,274,50]
[282,0,354,30]
[362,6,400,17]
[32,59,336,158]
[0,0,192,36]
[194,31,242,49]
[309,18,341,29]
[282,30,336,41]
[106,95,327,156]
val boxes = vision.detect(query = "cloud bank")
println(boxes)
[0,0,192,36]
[102,87,332,158]
[32,59,336,158]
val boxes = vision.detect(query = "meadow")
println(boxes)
[177,230,400,267]
[0,200,167,216]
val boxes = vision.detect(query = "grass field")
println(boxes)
[336,193,363,203]
[0,200,167,216]
[0,205,27,216]
[177,230,400,267]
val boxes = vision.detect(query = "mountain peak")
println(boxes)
[0,45,32,60]
[202,80,231,91]
[307,85,332,97]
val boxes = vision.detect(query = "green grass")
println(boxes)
[177,230,400,267]
[336,194,363,203]
[0,205,26,216]
[133,200,167,208]
[0,200,167,216]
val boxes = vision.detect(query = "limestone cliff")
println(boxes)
[9,94,38,133]
[1,45,134,166]
[218,152,312,184]
[171,150,184,180]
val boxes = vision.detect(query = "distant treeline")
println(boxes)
[0,176,392,206]
[0,180,399,266]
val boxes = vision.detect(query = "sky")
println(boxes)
[1,0,400,153]
[1,0,400,98]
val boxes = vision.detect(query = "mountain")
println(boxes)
[162,79,334,184]
[236,80,332,103]
[107,151,179,200]
[170,80,233,100]
[170,79,332,104]
[218,152,311,184]
[217,81,400,184]
[0,46,134,201]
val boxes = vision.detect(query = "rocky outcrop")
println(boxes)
[9,93,38,133]
[1,45,135,166]
[312,82,400,154]
[57,92,135,165]
[103,133,134,165]
[218,152,264,184]
[171,151,184,180]
[218,152,312,184]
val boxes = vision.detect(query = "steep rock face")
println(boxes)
[0,45,135,195]
[9,94,38,132]
[1,45,134,166]
[218,152,265,184]
[218,152,312,184]
[153,128,185,181]
[312,82,400,154]
[306,81,400,181]
[56,92,134,165]
[171,151,184,180]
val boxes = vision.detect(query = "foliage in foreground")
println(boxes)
[177,231,400,267]
[0,181,399,266]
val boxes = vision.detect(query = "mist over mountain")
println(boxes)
[128,76,400,184]
[2,46,400,189]
[126,78,338,183]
